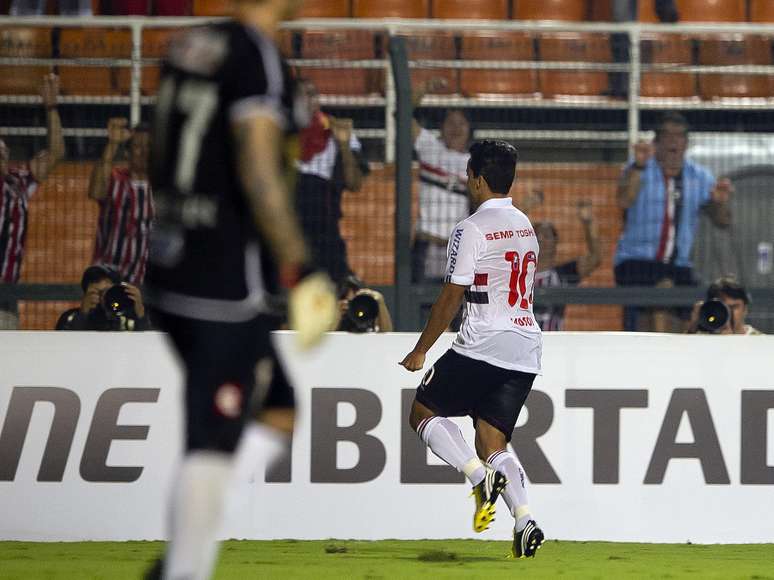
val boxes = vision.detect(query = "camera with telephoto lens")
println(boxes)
[345,291,380,333]
[101,283,137,320]
[697,299,730,333]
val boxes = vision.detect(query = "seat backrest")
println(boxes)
[515,0,586,21]
[0,27,52,57]
[297,0,351,18]
[432,0,508,19]
[749,0,774,22]
[59,28,130,58]
[300,29,374,59]
[677,0,745,22]
[193,0,231,16]
[353,0,429,18]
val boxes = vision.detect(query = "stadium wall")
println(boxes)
[0,331,772,543]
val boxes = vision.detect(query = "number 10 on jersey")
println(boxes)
[505,251,536,309]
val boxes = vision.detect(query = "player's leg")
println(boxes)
[474,371,544,558]
[154,313,269,580]
[409,352,486,487]
[409,350,504,532]
[234,337,297,484]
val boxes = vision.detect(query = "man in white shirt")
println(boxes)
[400,140,545,559]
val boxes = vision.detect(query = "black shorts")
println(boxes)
[414,349,535,441]
[153,310,294,453]
[253,341,296,412]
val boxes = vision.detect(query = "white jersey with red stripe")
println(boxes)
[445,196,542,374]
[414,128,469,240]
[0,168,37,284]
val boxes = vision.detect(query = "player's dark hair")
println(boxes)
[707,276,751,305]
[655,111,689,140]
[468,140,518,194]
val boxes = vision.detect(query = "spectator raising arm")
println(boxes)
[411,77,448,143]
[29,74,64,182]
[330,117,362,192]
[575,201,602,279]
[616,140,652,209]
[88,118,131,201]
[705,177,733,228]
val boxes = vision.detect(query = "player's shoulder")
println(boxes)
[166,22,233,77]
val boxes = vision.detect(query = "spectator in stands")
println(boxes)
[411,78,471,282]
[9,0,92,15]
[55,264,150,331]
[88,118,153,285]
[533,201,602,331]
[295,79,368,286]
[0,74,64,330]
[336,273,393,333]
[686,276,764,335]
[608,0,679,97]
[614,112,732,332]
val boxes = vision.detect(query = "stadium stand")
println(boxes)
[514,0,586,21]
[391,30,457,93]
[298,29,377,95]
[192,0,229,16]
[640,33,696,98]
[0,27,51,94]
[353,0,429,19]
[431,0,509,20]
[459,31,537,96]
[58,28,130,96]
[298,0,351,18]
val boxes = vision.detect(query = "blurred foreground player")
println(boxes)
[145,0,336,578]
[400,141,545,558]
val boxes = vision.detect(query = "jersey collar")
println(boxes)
[476,196,513,212]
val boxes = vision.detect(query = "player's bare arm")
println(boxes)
[29,74,64,182]
[400,282,466,371]
[232,114,309,271]
[575,200,602,279]
[88,118,130,201]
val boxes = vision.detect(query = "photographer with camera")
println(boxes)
[687,276,763,335]
[336,274,393,333]
[56,265,151,331]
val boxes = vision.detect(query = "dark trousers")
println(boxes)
[295,173,351,285]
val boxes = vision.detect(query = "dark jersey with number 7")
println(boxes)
[147,21,303,323]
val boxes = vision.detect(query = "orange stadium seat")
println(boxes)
[698,35,770,99]
[59,28,130,96]
[298,30,376,95]
[514,0,586,21]
[193,0,231,16]
[539,33,610,97]
[432,0,508,19]
[392,31,457,93]
[639,0,744,22]
[297,0,351,18]
[460,31,537,95]
[353,0,429,18]
[116,29,179,96]
[640,34,695,98]
[0,27,52,95]
[750,0,774,22]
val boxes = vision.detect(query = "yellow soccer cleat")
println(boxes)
[471,468,507,533]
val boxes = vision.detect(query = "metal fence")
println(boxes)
[0,16,772,331]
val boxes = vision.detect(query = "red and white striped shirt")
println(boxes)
[0,168,37,284]
[93,168,154,285]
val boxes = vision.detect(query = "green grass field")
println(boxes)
[1,540,773,579]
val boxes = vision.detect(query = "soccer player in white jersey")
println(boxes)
[400,140,545,558]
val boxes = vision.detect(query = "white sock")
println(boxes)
[232,422,289,484]
[488,449,532,532]
[163,451,233,580]
[417,416,485,486]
